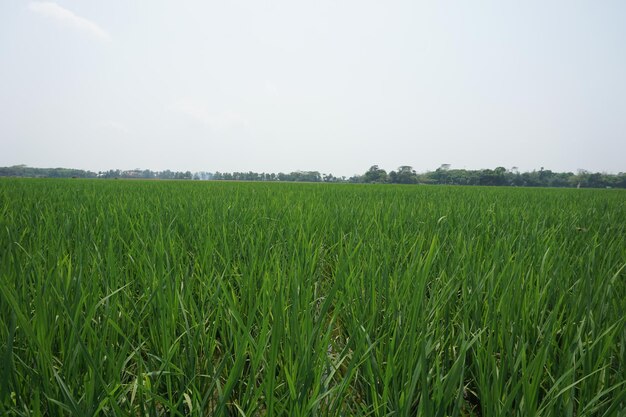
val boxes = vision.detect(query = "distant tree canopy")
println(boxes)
[97,169,193,180]
[0,165,97,178]
[210,171,323,182]
[363,165,388,183]
[0,166,193,180]
[1,165,624,188]
[355,166,625,189]
[389,166,419,184]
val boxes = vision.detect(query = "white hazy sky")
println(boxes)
[1,1,625,176]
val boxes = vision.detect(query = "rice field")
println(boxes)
[0,178,624,416]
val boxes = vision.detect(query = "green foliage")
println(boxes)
[363,165,388,183]
[3,165,625,188]
[417,168,626,188]
[389,166,419,184]
[0,165,97,178]
[0,179,624,416]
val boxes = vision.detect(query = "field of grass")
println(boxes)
[0,179,624,416]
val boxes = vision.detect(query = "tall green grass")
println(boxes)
[0,179,624,416]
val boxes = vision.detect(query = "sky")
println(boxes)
[1,1,625,177]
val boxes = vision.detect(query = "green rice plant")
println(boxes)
[0,179,624,416]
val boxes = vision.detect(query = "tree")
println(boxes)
[432,164,453,184]
[478,169,506,186]
[363,165,388,183]
[393,166,418,184]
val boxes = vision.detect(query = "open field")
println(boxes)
[0,179,624,416]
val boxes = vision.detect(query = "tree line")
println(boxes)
[0,166,193,180]
[357,165,626,188]
[1,164,625,188]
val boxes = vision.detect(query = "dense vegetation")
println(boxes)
[0,179,624,416]
[0,166,193,180]
[2,165,625,188]
[358,165,626,188]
